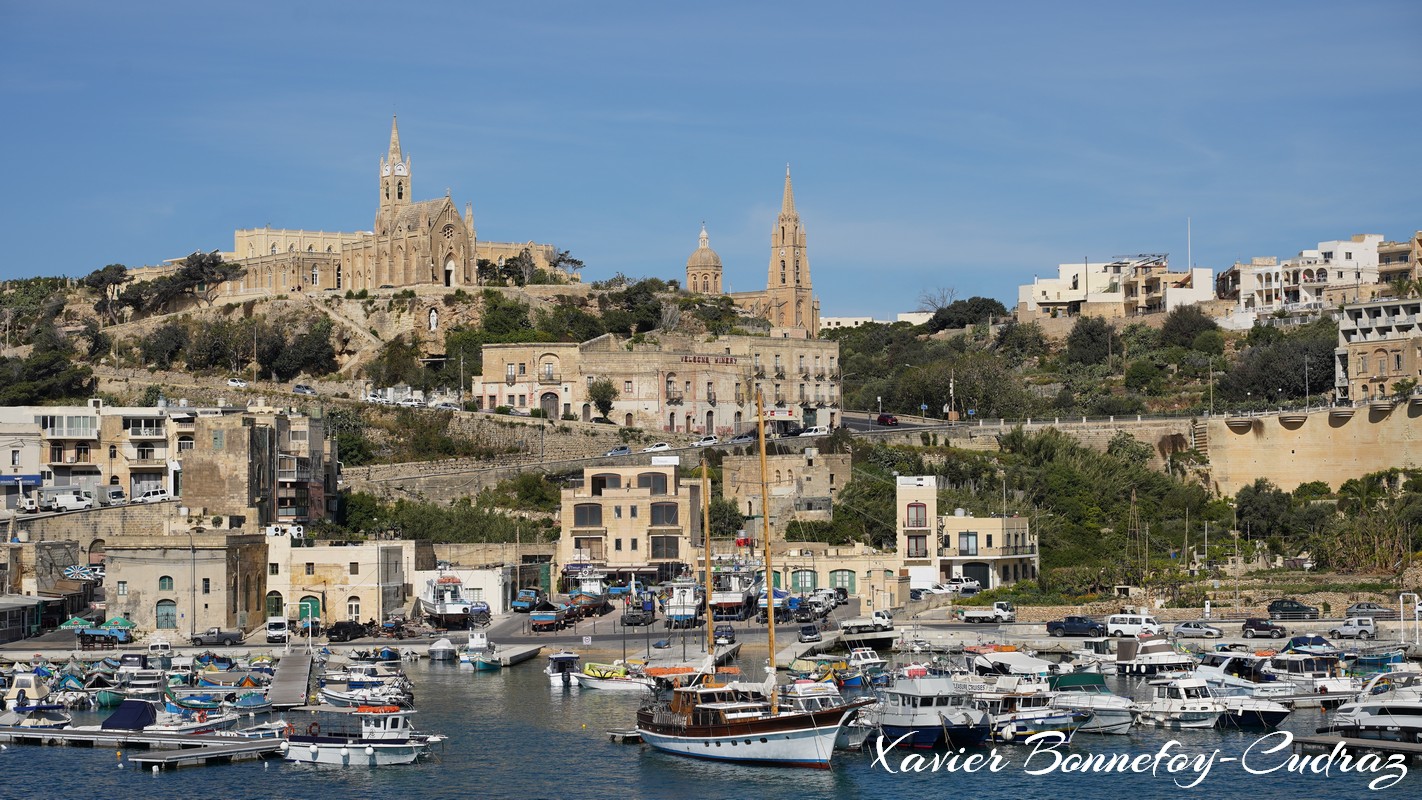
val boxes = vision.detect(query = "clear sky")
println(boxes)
[1,2,1418,318]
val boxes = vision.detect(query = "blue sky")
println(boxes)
[2,2,1418,318]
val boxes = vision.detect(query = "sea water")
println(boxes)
[1,661,1414,799]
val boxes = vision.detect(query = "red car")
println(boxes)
[875,413,899,426]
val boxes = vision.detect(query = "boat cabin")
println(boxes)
[355,706,416,741]
[1155,679,1213,701]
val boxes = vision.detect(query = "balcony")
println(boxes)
[773,393,786,407]
[44,427,98,440]
[902,517,930,530]
[937,544,1038,558]
[706,391,717,406]
[129,459,167,469]
[815,372,826,380]
[666,389,684,405]
[128,426,167,440]
[753,367,766,378]
[774,368,786,379]
[48,454,93,466]
[798,395,810,406]
[735,393,746,405]
[537,372,561,385]
[504,375,518,386]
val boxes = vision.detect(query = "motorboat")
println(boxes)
[0,703,72,729]
[459,631,501,671]
[709,557,761,621]
[531,599,573,632]
[971,650,1063,677]
[1047,672,1135,735]
[576,660,657,693]
[876,674,991,749]
[2,671,51,710]
[1070,637,1118,674]
[1205,686,1291,728]
[1114,637,1195,677]
[663,578,702,629]
[546,651,581,687]
[847,648,887,677]
[1260,653,1357,706]
[227,690,274,716]
[1323,671,1422,741]
[971,675,1092,743]
[282,706,444,766]
[568,569,611,618]
[427,638,457,662]
[778,680,879,750]
[1134,678,1224,729]
[319,685,411,708]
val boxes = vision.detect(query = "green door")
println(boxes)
[298,596,321,619]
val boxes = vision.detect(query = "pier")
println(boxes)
[0,725,283,770]
[1293,734,1422,760]
[267,653,314,709]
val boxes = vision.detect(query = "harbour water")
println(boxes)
[3,658,1417,799]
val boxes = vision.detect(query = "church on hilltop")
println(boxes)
[685,167,822,337]
[130,117,565,298]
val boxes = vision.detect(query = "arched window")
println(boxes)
[347,597,361,621]
[177,436,194,452]
[905,502,927,528]
[636,472,668,495]
[155,600,177,629]
[573,503,603,527]
[109,445,117,459]
[589,473,621,496]
[265,591,284,619]
[429,308,439,331]
[397,181,404,200]
[650,502,678,526]
[158,575,174,591]
[311,266,319,286]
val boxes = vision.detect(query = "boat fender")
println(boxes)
[284,723,295,737]
[308,722,321,736]
[365,745,375,756]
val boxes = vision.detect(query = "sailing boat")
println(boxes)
[635,392,871,768]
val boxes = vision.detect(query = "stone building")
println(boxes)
[690,168,821,336]
[1334,297,1422,404]
[895,475,1038,591]
[263,530,420,626]
[721,448,849,538]
[472,332,840,435]
[104,529,267,635]
[557,461,701,587]
[1017,254,1214,322]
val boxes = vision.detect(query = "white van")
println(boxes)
[52,490,94,512]
[99,488,127,506]
[1106,613,1163,637]
[265,616,290,643]
[798,426,830,437]
[133,488,173,504]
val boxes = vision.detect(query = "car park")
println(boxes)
[641,442,671,452]
[1267,599,1319,620]
[1346,602,1399,620]
[875,413,899,426]
[797,624,823,644]
[293,384,317,395]
[227,377,248,388]
[1172,621,1223,639]
[604,445,632,457]
[692,436,719,447]
[1242,617,1287,639]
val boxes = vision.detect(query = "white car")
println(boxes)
[641,442,671,452]
[798,426,830,437]
[397,398,423,407]
[946,576,981,592]
[692,436,719,447]
[226,377,248,388]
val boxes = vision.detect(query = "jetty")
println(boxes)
[1293,734,1422,760]
[0,726,282,769]
[267,652,313,708]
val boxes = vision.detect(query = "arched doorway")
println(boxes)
[829,569,856,595]
[88,539,105,567]
[705,410,714,433]
[298,595,322,620]
[347,596,362,622]
[685,414,693,433]
[734,411,742,429]
[624,413,633,427]
[668,412,675,432]
[791,569,817,592]
[540,392,559,419]
[445,256,456,287]
[265,591,284,619]
[581,403,591,422]
[155,599,177,629]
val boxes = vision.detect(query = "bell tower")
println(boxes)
[377,116,412,232]
[765,166,816,332]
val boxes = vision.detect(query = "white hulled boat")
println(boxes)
[1134,678,1224,729]
[283,706,443,766]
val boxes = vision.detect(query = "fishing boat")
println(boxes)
[1114,637,1195,677]
[546,652,581,687]
[227,690,274,716]
[634,393,872,769]
[877,674,991,749]
[710,557,761,621]
[147,706,241,734]
[458,632,501,671]
[778,680,880,750]
[1133,677,1225,729]
[568,569,611,618]
[846,648,887,678]
[662,578,702,629]
[282,706,443,766]
[420,574,476,629]
[320,685,411,708]
[1047,672,1136,735]
[2,671,51,710]
[530,599,572,631]
[576,660,657,693]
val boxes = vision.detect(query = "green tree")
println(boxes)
[1124,359,1161,391]
[994,320,1047,365]
[140,322,188,369]
[81,264,131,325]
[588,378,619,418]
[926,296,1008,333]
[1192,329,1225,355]
[1105,431,1153,467]
[1065,316,1118,366]
[707,497,745,538]
[1160,305,1219,349]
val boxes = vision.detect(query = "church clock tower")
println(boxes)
[764,166,817,332]
[376,116,412,234]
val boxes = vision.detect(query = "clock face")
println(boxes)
[780,248,785,256]
[382,165,391,176]
[395,164,407,176]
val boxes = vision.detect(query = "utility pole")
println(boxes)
[189,530,197,638]
[459,354,465,406]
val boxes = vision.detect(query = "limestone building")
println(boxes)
[557,462,701,587]
[1334,297,1422,403]
[895,475,1039,591]
[1017,254,1214,322]
[689,168,821,337]
[472,332,841,435]
[721,448,850,538]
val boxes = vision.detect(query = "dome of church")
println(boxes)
[686,224,722,269]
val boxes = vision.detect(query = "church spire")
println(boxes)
[388,115,402,161]
[781,164,797,217]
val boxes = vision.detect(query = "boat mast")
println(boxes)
[702,457,714,655]
[756,390,777,712]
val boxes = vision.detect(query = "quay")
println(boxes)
[1293,734,1422,761]
[267,652,313,709]
[0,725,282,770]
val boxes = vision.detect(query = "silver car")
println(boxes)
[1172,621,1223,639]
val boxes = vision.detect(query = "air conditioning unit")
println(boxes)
[290,526,305,539]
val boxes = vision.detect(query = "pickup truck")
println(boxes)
[1046,615,1106,637]
[959,601,1017,624]
[1329,616,1377,640]
[841,610,894,634]
[190,627,245,646]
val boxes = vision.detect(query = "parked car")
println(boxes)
[1330,617,1378,640]
[190,627,245,647]
[1242,617,1287,639]
[292,384,317,395]
[1172,621,1224,639]
[226,377,248,388]
[397,398,423,407]
[1267,599,1320,620]
[692,436,719,447]
[727,432,757,445]
[327,620,368,643]
[17,498,39,514]
[909,588,926,602]
[832,587,849,606]
[432,402,460,411]
[1046,616,1106,637]
[946,576,981,592]
[1105,613,1163,637]
[604,445,632,457]
[133,488,173,504]
[798,426,830,437]
[797,624,823,644]
[875,413,899,426]
[1346,602,1399,620]
[713,624,736,645]
[780,426,806,438]
[641,442,671,452]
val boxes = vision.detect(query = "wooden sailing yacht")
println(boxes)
[634,391,871,768]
